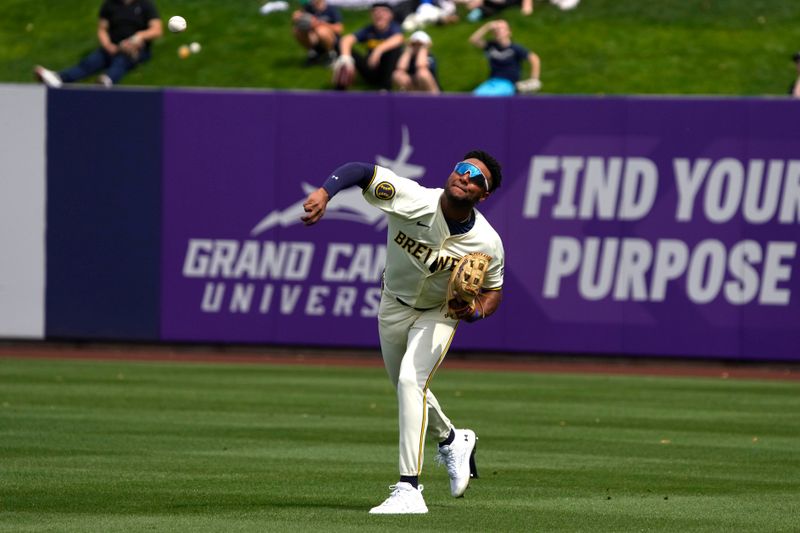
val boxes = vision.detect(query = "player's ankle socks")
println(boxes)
[439,429,455,447]
[399,476,419,488]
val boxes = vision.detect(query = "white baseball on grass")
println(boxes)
[168,15,187,33]
[189,42,201,54]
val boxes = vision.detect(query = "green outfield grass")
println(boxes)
[1,0,799,95]
[1,356,798,532]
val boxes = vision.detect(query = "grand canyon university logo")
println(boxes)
[250,125,425,236]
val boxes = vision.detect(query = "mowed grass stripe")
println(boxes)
[1,357,798,532]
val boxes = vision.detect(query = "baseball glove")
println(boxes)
[445,252,492,319]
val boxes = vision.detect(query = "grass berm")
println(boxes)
[1,0,799,95]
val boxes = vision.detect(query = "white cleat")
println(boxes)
[34,65,63,88]
[369,482,428,514]
[436,428,478,497]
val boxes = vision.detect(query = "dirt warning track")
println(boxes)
[1,342,798,382]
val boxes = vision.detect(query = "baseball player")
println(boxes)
[302,150,505,514]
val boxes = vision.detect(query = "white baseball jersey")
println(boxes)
[364,165,504,309]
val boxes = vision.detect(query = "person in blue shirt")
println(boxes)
[333,2,405,91]
[468,19,541,96]
[292,0,344,66]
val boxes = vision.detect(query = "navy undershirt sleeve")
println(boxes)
[322,162,374,197]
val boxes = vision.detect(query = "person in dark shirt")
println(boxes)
[292,0,344,66]
[332,2,405,91]
[468,19,540,96]
[791,51,800,99]
[34,0,162,88]
[392,30,440,94]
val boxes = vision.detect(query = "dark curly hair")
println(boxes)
[463,149,502,192]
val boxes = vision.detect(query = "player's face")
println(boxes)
[446,158,492,204]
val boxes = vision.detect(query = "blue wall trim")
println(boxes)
[46,89,162,340]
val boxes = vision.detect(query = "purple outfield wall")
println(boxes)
[161,90,800,361]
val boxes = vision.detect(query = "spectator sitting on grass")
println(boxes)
[791,51,800,99]
[332,2,404,91]
[392,31,440,94]
[34,0,162,89]
[292,0,343,66]
[469,19,541,96]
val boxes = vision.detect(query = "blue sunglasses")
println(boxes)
[453,161,490,190]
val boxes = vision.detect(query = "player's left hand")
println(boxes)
[301,187,330,225]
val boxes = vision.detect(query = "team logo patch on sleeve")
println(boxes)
[374,181,396,200]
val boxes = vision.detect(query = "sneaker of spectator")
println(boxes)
[260,1,289,15]
[34,65,63,88]
[97,74,114,88]
[305,49,321,66]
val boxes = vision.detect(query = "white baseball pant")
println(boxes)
[378,291,459,476]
